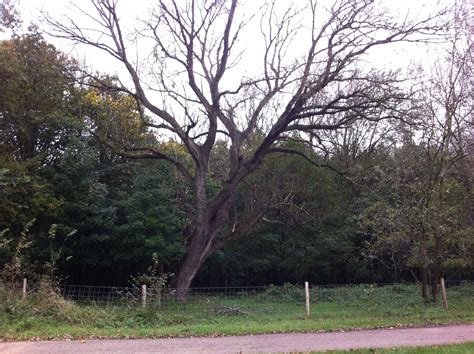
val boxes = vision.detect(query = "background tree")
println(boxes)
[0,29,80,277]
[359,3,474,300]
[0,0,21,32]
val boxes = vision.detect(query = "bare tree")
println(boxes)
[359,1,473,302]
[47,0,447,299]
[412,0,473,301]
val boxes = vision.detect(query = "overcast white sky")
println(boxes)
[2,0,463,143]
[7,0,452,76]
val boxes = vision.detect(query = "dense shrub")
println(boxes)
[260,283,304,302]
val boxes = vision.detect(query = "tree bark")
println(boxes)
[172,166,234,300]
[173,241,208,300]
[173,204,240,300]
[419,240,430,302]
[420,264,429,301]
[431,268,439,303]
[431,239,444,303]
[418,232,430,301]
[173,166,208,300]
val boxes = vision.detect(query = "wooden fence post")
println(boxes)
[440,277,448,310]
[22,278,27,300]
[305,281,311,318]
[141,284,147,308]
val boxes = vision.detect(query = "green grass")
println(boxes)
[1,283,473,341]
[326,342,474,353]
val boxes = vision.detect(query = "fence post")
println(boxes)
[141,284,147,308]
[22,278,27,300]
[440,277,448,310]
[305,281,311,318]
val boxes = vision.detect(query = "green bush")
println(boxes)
[260,282,304,302]
[313,284,420,305]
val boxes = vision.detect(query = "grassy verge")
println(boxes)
[327,342,474,353]
[1,283,473,341]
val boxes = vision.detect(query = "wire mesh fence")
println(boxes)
[58,284,131,304]
[58,284,272,304]
[51,279,474,315]
[1,278,472,339]
[310,279,473,303]
[57,284,304,315]
[4,278,471,319]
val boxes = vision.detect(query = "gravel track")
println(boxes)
[1,324,473,353]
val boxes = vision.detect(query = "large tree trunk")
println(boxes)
[172,167,233,301]
[431,269,440,303]
[173,167,209,300]
[419,240,429,301]
[173,231,213,300]
[431,236,444,303]
[418,233,430,302]
[173,257,201,300]
[420,264,429,301]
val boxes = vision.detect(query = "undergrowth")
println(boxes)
[1,282,473,340]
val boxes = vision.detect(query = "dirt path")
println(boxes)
[1,324,473,353]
